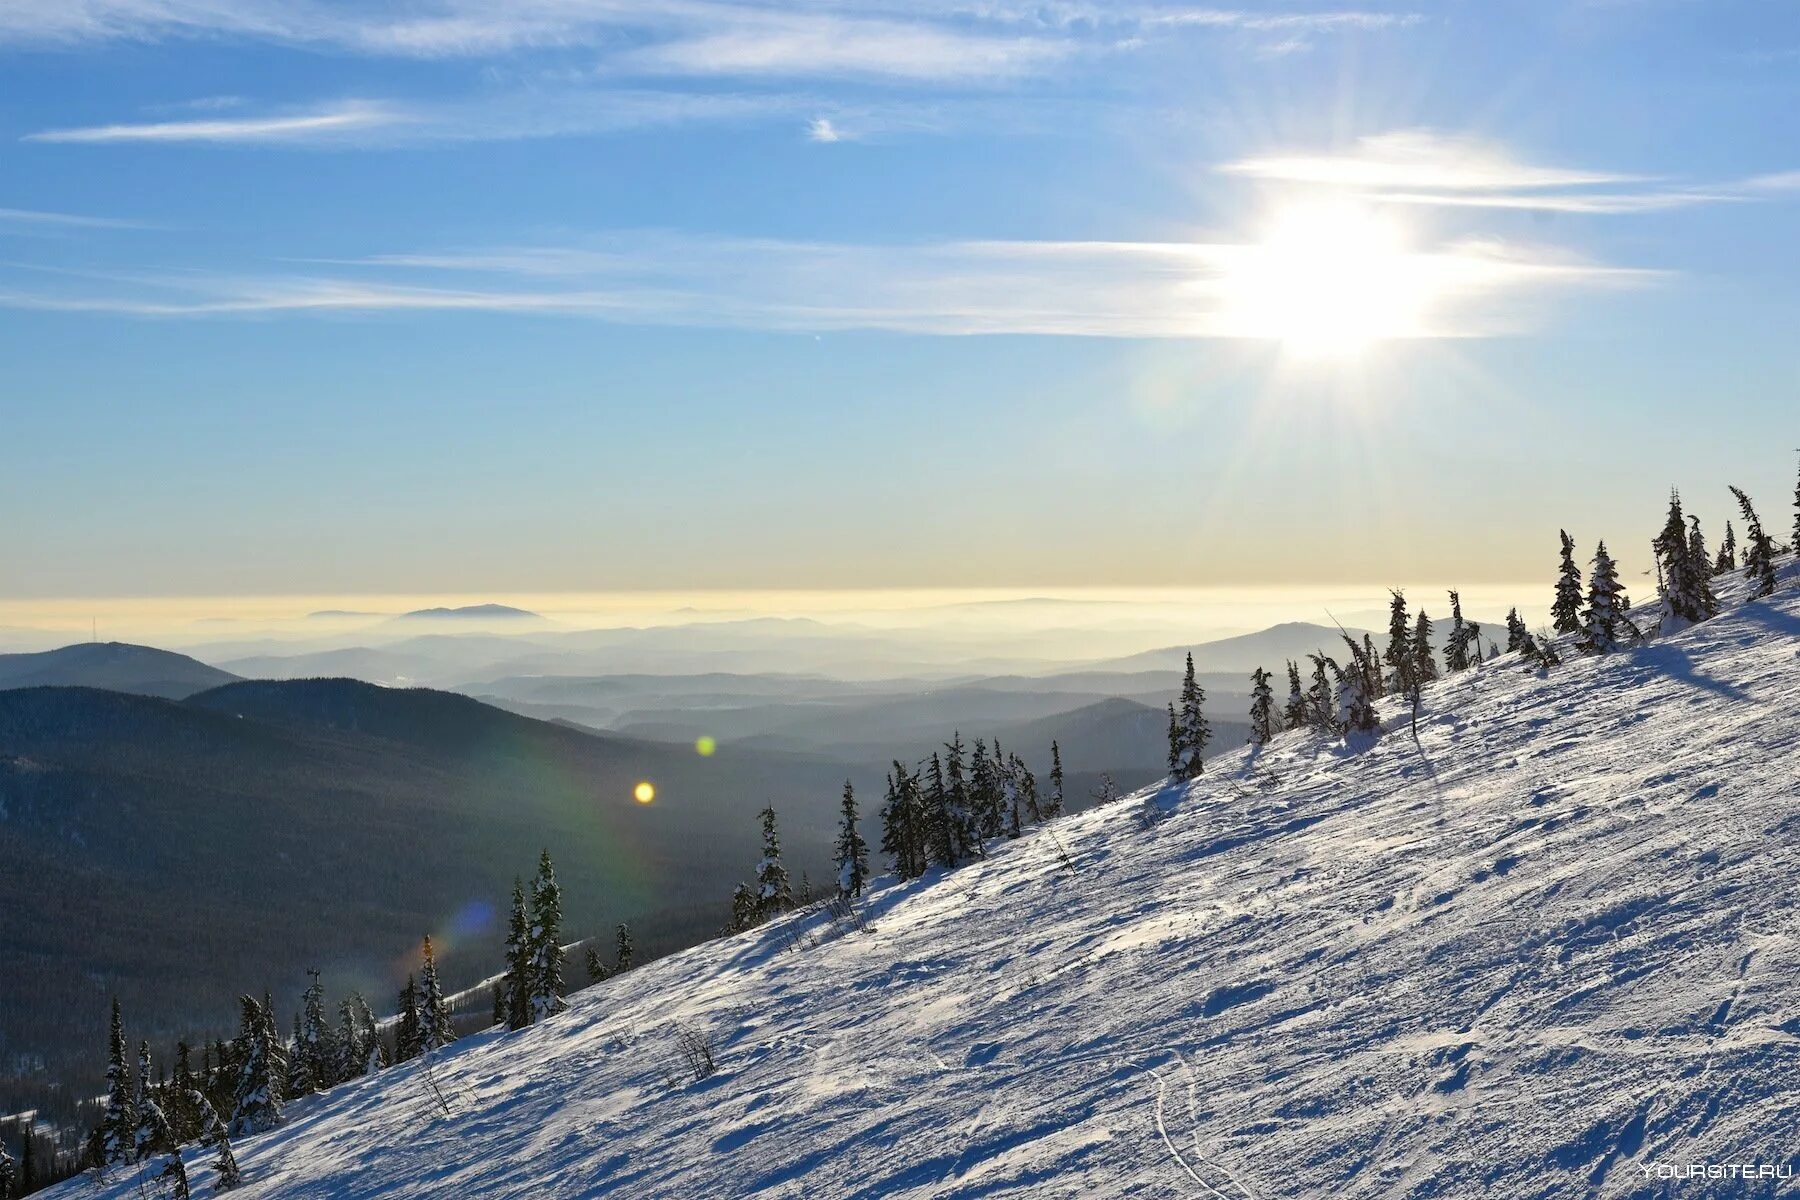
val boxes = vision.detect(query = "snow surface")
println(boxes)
[53,567,1800,1199]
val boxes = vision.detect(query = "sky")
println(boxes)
[1,0,1797,610]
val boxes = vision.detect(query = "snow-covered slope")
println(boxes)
[59,570,1800,1199]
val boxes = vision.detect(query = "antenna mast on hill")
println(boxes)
[92,617,97,643]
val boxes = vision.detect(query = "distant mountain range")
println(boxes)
[1080,621,1376,675]
[0,641,241,699]
[0,678,878,1091]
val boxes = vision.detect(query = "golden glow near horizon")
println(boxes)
[633,781,656,805]
[1218,200,1429,359]
[694,735,717,757]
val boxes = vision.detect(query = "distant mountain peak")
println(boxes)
[394,604,543,621]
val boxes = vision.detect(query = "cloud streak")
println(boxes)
[1224,129,1800,215]
[24,92,810,147]
[0,230,1660,338]
[0,205,146,229]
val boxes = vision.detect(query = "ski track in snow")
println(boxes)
[52,565,1800,1199]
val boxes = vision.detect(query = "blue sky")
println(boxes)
[1,0,1797,601]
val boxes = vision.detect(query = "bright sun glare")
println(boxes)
[1220,201,1432,358]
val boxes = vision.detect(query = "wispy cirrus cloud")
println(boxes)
[0,229,1659,337]
[23,91,811,147]
[25,102,404,145]
[0,0,1422,77]
[1225,129,1800,214]
[0,205,146,229]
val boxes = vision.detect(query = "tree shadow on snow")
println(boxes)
[1735,599,1800,641]
[1632,642,1750,702]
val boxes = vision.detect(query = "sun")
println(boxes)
[1218,200,1433,358]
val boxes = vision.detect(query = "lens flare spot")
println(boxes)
[695,735,717,757]
[633,780,656,804]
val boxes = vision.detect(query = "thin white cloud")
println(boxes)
[23,92,806,147]
[0,0,1425,78]
[0,230,1660,338]
[807,117,845,142]
[0,205,145,229]
[1224,130,1644,191]
[26,102,403,145]
[1225,129,1800,215]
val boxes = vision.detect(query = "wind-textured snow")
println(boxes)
[54,568,1800,1199]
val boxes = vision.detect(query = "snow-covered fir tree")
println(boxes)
[1282,661,1307,730]
[942,734,976,861]
[1505,607,1528,653]
[420,935,459,1047]
[614,923,634,972]
[754,806,793,920]
[1729,486,1779,598]
[881,761,928,879]
[1579,541,1628,653]
[525,852,567,1022]
[1552,530,1584,634]
[229,996,282,1136]
[393,977,423,1063]
[503,877,531,1031]
[1793,456,1800,551]
[1715,519,1737,575]
[1361,633,1384,697]
[1333,637,1381,735]
[1305,656,1338,734]
[100,997,136,1167]
[336,993,379,1080]
[729,883,758,932]
[294,969,337,1095]
[834,779,869,897]
[1247,666,1275,745]
[159,1149,191,1200]
[920,753,954,871]
[1012,752,1041,825]
[1412,611,1438,684]
[1444,590,1472,672]
[968,738,1001,842]
[0,1138,14,1200]
[132,1040,170,1161]
[1168,652,1210,778]
[1044,741,1065,820]
[1654,490,1718,627]
[1383,590,1411,693]
[1687,514,1709,583]
[585,945,610,984]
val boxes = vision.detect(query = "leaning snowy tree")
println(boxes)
[526,852,566,1022]
[834,779,870,897]
[1729,486,1779,598]
[420,935,458,1048]
[1247,666,1275,746]
[1333,636,1381,735]
[1552,530,1584,634]
[754,806,793,921]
